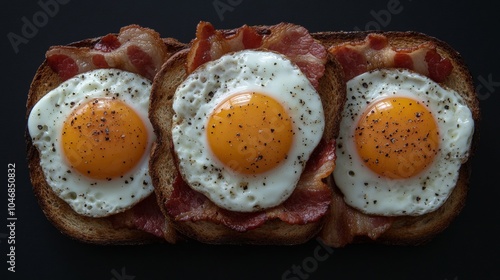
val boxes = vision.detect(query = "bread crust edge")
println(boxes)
[25,35,187,245]
[314,31,480,247]
[148,30,347,245]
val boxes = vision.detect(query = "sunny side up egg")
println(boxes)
[172,50,325,212]
[334,69,474,216]
[27,69,155,217]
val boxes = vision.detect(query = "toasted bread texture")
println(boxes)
[316,31,480,246]
[148,28,347,245]
[25,35,187,245]
[26,26,479,247]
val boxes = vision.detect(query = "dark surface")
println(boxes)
[1,0,499,279]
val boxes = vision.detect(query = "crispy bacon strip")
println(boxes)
[320,186,394,247]
[110,194,167,238]
[186,21,327,89]
[186,22,263,74]
[329,33,453,82]
[171,22,331,232]
[166,140,335,232]
[262,23,327,89]
[320,33,454,247]
[45,25,172,240]
[46,25,169,81]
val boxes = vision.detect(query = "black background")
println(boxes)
[2,0,499,279]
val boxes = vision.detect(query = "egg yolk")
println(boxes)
[61,98,148,180]
[207,92,294,175]
[354,96,440,179]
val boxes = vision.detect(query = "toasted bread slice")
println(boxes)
[316,31,480,246]
[149,28,347,245]
[25,35,187,244]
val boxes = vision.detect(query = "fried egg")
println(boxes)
[334,69,474,216]
[27,69,155,217]
[172,50,325,212]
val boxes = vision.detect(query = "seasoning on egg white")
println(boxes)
[172,50,325,212]
[333,69,474,216]
[27,69,155,217]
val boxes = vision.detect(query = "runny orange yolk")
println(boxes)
[354,96,440,179]
[206,92,294,175]
[61,98,148,180]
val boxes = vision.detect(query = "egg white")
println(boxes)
[27,69,155,217]
[334,69,474,216]
[172,50,325,212]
